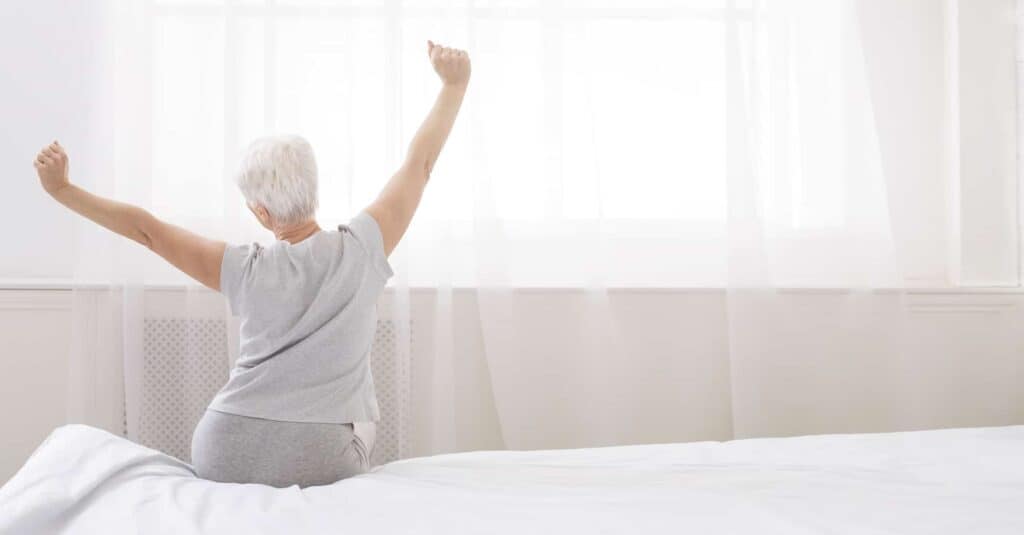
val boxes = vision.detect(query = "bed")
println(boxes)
[1,424,1022,534]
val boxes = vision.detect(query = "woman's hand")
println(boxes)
[427,40,471,88]
[34,141,70,196]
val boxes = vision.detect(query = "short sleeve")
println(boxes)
[341,211,395,280]
[220,242,260,315]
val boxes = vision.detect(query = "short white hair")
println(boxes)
[235,135,319,225]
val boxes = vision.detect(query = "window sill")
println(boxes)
[1,279,1022,296]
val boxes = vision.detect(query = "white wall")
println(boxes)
[0,2,115,279]
[945,0,1020,286]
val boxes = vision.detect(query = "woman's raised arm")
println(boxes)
[364,40,470,256]
[34,141,226,291]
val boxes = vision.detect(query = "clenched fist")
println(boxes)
[34,141,70,196]
[427,40,470,87]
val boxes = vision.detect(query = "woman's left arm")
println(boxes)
[34,141,226,291]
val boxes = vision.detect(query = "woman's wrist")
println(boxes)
[47,182,74,200]
[442,80,469,92]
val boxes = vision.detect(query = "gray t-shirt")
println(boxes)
[207,211,393,424]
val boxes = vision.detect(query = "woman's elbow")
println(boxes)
[132,208,158,249]
[403,151,435,184]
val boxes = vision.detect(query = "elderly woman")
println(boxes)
[33,41,470,488]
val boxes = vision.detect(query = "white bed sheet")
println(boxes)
[1,424,1022,534]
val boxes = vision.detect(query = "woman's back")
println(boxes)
[209,211,394,424]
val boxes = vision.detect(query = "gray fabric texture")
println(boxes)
[191,408,372,488]
[208,211,394,424]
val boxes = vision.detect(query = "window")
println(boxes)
[133,1,1021,287]
[147,0,744,223]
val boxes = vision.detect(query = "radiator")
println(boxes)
[138,317,411,468]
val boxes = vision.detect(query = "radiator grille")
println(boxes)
[369,319,410,465]
[139,317,410,467]
[139,318,229,462]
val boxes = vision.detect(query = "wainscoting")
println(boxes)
[3,287,1024,485]
[0,291,74,486]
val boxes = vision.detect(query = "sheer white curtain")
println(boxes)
[67,0,1019,460]
[468,0,917,448]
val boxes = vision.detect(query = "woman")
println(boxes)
[32,40,470,488]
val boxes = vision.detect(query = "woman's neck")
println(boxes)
[275,219,322,244]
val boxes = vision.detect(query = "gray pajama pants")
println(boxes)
[190,408,375,488]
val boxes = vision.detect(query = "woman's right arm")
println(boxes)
[35,141,226,291]
[364,40,471,257]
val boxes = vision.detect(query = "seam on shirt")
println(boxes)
[339,223,394,281]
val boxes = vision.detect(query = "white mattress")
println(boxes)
[1,424,1023,534]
